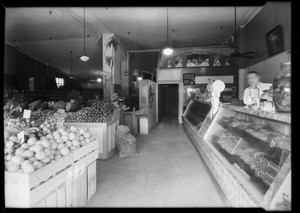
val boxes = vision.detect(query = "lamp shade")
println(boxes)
[163,47,173,56]
[80,55,89,62]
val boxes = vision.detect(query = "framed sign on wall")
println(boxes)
[183,73,195,85]
[266,25,284,57]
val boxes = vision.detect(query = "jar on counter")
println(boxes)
[273,59,291,112]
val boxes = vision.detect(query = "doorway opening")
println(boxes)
[158,84,179,122]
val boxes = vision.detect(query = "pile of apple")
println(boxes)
[4,126,97,173]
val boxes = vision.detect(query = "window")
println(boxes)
[55,78,64,88]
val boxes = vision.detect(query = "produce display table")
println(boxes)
[5,139,98,208]
[65,108,120,160]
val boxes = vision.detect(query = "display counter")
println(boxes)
[183,103,291,210]
[182,100,211,131]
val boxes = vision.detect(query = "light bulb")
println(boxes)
[137,76,143,81]
[80,55,89,62]
[163,47,173,55]
[97,78,102,82]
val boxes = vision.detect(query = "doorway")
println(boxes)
[158,84,179,122]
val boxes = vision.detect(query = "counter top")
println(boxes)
[222,104,291,124]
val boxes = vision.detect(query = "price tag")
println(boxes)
[18,131,25,143]
[58,109,65,114]
[57,121,64,129]
[23,109,31,119]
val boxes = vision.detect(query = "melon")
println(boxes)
[57,143,65,150]
[44,149,52,156]
[15,148,26,156]
[21,160,31,169]
[6,141,14,148]
[35,151,47,160]
[51,142,58,149]
[29,157,37,162]
[46,134,54,140]
[83,132,90,139]
[6,154,13,161]
[61,135,69,142]
[70,126,77,132]
[79,128,86,135]
[60,147,70,156]
[21,143,30,149]
[7,164,20,172]
[66,141,72,147]
[56,138,64,144]
[72,139,79,146]
[21,150,34,158]
[41,140,51,148]
[9,136,19,143]
[33,161,43,169]
[68,132,76,141]
[32,144,43,153]
[42,157,50,164]
[11,156,25,165]
[23,164,35,173]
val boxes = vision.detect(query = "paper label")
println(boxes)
[58,109,65,114]
[57,121,64,129]
[23,109,31,119]
[18,131,25,143]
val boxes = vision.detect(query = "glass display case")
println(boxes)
[183,100,211,131]
[203,106,291,207]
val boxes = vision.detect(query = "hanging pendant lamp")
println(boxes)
[70,51,74,79]
[163,7,173,56]
[80,7,89,62]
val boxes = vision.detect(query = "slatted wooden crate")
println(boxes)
[66,108,120,160]
[5,139,98,208]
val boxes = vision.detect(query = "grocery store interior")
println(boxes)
[4,3,291,210]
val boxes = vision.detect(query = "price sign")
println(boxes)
[18,131,25,143]
[183,73,195,85]
[57,121,64,129]
[23,109,31,119]
[58,109,65,114]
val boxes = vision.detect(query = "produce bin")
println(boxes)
[119,108,139,136]
[65,108,120,160]
[5,139,98,208]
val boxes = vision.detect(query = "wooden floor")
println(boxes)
[86,114,225,207]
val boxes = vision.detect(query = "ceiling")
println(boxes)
[5,6,262,80]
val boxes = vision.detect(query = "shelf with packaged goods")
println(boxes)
[202,105,291,209]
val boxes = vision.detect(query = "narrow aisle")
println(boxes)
[86,114,225,207]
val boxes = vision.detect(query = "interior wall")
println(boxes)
[237,2,291,98]
[239,2,291,69]
[5,43,80,90]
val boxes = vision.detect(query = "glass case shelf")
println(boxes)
[203,107,291,202]
[183,100,211,131]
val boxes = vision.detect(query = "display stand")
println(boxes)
[5,139,98,208]
[65,108,120,160]
[138,80,157,134]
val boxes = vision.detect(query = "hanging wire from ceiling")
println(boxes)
[83,7,86,56]
[167,7,169,47]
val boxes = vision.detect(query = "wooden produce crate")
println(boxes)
[5,139,98,208]
[66,108,120,160]
[5,153,74,208]
[119,108,139,136]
